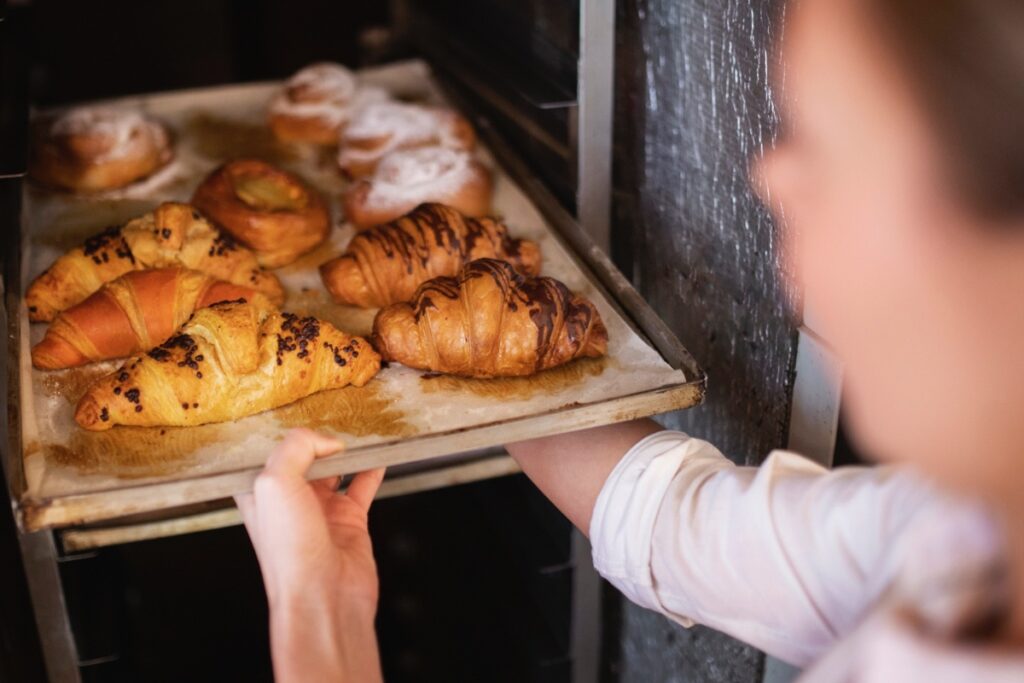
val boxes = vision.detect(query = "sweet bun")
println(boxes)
[191,159,331,268]
[268,62,388,145]
[341,146,492,231]
[336,101,476,178]
[29,106,173,193]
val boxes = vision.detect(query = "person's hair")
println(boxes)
[865,0,1024,220]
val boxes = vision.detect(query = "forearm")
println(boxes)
[270,594,382,683]
[505,419,663,534]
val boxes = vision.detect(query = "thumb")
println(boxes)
[263,429,345,482]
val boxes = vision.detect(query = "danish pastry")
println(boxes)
[191,159,330,268]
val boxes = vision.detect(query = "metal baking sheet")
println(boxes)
[9,60,705,531]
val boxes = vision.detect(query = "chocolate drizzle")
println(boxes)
[404,258,602,373]
[82,224,135,266]
[348,204,527,304]
[207,230,239,258]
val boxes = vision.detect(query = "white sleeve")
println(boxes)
[589,430,950,667]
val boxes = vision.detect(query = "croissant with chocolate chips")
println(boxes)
[320,203,541,308]
[372,259,608,377]
[75,298,380,431]
[25,202,284,322]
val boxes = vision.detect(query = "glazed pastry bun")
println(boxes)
[341,146,492,231]
[191,159,331,268]
[268,62,388,145]
[29,106,173,193]
[336,100,476,178]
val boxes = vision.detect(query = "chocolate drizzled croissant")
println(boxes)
[372,258,607,377]
[319,203,541,308]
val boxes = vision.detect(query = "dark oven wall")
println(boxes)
[26,0,391,106]
[611,0,795,682]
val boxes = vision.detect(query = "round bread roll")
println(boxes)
[336,100,476,178]
[268,62,388,145]
[29,106,173,193]
[341,146,492,230]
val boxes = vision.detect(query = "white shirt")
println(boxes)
[589,431,1023,681]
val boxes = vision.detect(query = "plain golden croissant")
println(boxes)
[75,298,380,431]
[320,203,541,308]
[26,202,284,322]
[372,258,608,377]
[32,268,265,370]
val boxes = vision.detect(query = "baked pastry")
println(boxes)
[32,268,265,370]
[320,203,540,308]
[191,159,331,268]
[29,106,173,192]
[373,258,607,377]
[75,298,380,431]
[268,62,388,145]
[341,146,492,230]
[26,202,284,322]
[337,101,476,178]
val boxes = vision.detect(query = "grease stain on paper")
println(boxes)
[419,357,608,400]
[275,382,413,437]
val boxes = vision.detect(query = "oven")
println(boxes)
[0,1,819,682]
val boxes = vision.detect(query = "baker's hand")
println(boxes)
[235,428,385,683]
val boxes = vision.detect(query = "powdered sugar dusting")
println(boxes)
[364,146,477,209]
[269,62,387,129]
[50,106,167,163]
[338,101,469,170]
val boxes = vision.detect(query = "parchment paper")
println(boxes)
[19,60,687,502]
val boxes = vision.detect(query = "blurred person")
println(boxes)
[238,0,1024,679]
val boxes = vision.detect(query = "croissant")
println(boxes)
[75,298,380,431]
[25,202,285,322]
[372,258,608,377]
[320,203,541,309]
[32,268,265,370]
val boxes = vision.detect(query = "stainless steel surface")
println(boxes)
[414,45,572,162]
[570,529,601,683]
[576,0,615,253]
[787,327,842,467]
[19,530,81,683]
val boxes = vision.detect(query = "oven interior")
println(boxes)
[2,1,603,681]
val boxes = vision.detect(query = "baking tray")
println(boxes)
[5,60,705,532]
